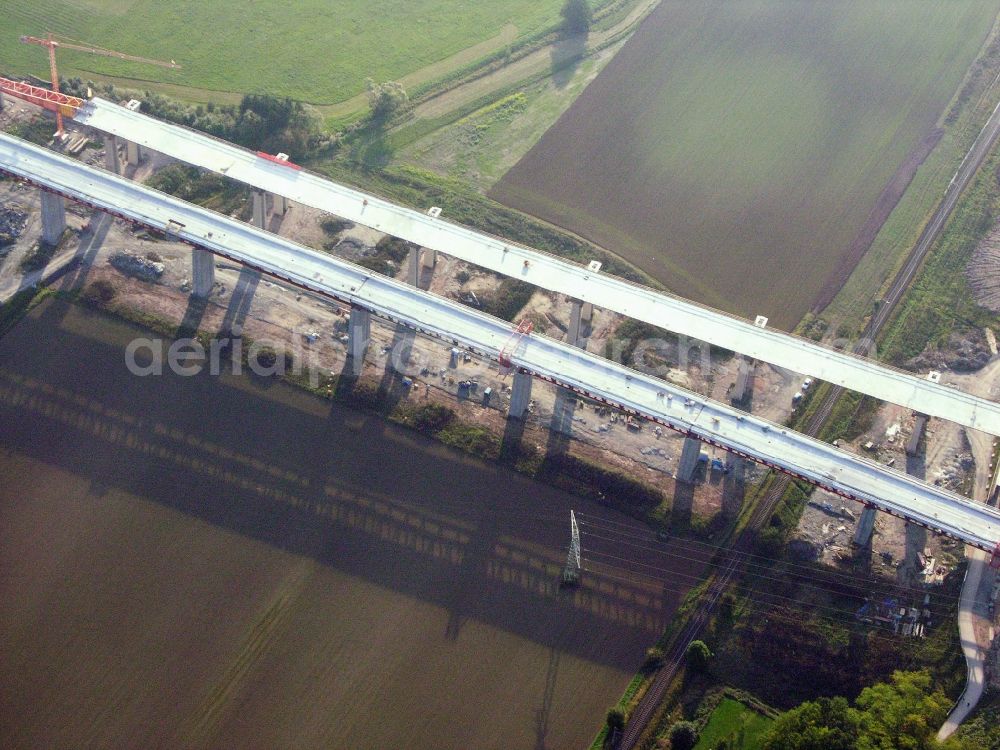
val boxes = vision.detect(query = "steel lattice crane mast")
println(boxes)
[498,318,534,375]
[18,33,180,137]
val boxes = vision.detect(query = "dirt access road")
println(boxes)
[938,359,1000,739]
[410,0,662,121]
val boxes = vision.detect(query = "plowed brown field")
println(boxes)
[492,0,1000,329]
[0,299,707,749]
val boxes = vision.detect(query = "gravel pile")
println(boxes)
[110,250,164,282]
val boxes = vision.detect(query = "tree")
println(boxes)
[669,721,699,750]
[755,525,785,558]
[854,670,951,750]
[234,109,265,146]
[718,593,737,624]
[643,646,665,671]
[685,640,713,673]
[762,697,858,750]
[762,671,960,750]
[606,707,626,730]
[561,0,592,34]
[366,79,408,123]
[81,279,116,305]
[228,94,317,159]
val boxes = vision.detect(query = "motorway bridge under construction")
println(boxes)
[72,95,1000,438]
[4,111,1000,560]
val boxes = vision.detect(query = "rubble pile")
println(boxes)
[905,330,992,372]
[323,237,367,259]
[0,207,28,251]
[110,250,164,282]
[931,451,975,490]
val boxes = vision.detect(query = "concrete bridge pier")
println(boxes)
[348,305,371,374]
[252,190,267,229]
[125,139,142,167]
[567,298,593,348]
[420,247,437,287]
[508,370,533,419]
[406,246,437,289]
[731,356,756,406]
[273,193,288,216]
[408,246,421,286]
[40,191,66,246]
[676,436,702,483]
[191,247,215,298]
[103,135,120,175]
[853,506,877,547]
[252,191,289,230]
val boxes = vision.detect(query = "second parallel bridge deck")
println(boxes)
[2,130,999,552]
[73,97,1000,436]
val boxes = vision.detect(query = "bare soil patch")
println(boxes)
[967,217,1000,312]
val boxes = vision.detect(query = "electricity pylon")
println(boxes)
[561,510,581,586]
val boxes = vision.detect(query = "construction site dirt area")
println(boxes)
[793,354,1000,591]
[0,297,716,749]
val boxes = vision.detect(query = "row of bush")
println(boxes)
[61,79,331,162]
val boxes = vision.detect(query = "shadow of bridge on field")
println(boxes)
[0,299,714,671]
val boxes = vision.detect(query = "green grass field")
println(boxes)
[0,0,567,104]
[493,0,1000,329]
[694,698,773,750]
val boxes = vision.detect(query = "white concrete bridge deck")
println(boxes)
[2,130,999,552]
[73,97,1000,437]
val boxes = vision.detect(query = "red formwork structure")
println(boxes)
[256,151,303,171]
[498,318,534,374]
[0,77,82,120]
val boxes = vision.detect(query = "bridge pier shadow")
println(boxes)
[176,295,208,340]
[721,456,746,519]
[718,357,757,520]
[219,265,260,337]
[373,325,416,415]
[55,211,112,295]
[533,648,560,750]
[853,527,875,577]
[266,209,286,234]
[443,506,504,640]
[900,446,928,586]
[670,479,695,530]
[545,387,575,459]
[500,410,527,466]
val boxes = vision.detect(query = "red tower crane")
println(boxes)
[18,32,180,137]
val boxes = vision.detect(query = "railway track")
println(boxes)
[616,83,1000,750]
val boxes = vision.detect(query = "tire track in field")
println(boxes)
[176,562,311,748]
